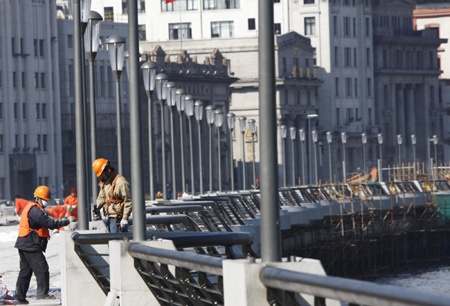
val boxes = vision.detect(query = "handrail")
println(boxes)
[128,215,189,225]
[129,244,224,275]
[260,267,450,306]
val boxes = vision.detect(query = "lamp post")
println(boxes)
[362,133,367,178]
[85,10,102,207]
[299,129,306,185]
[307,114,318,184]
[411,134,416,180]
[239,116,247,190]
[397,134,402,180]
[194,101,204,194]
[106,35,125,174]
[185,96,195,195]
[155,73,168,199]
[312,130,318,185]
[326,131,332,183]
[226,113,235,191]
[215,110,224,192]
[378,133,383,182]
[248,119,257,189]
[141,61,157,200]
[280,125,287,187]
[206,105,216,193]
[290,127,296,186]
[433,135,438,167]
[167,82,177,198]
[341,132,347,182]
[176,89,186,194]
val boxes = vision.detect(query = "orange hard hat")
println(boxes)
[92,158,109,177]
[34,186,52,201]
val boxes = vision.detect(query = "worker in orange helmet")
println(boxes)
[92,158,132,233]
[63,188,78,222]
[15,195,29,217]
[14,186,70,304]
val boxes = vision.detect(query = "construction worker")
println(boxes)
[14,186,70,304]
[156,191,164,201]
[92,158,132,233]
[15,195,29,216]
[63,188,78,222]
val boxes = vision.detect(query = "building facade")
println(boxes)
[0,0,63,200]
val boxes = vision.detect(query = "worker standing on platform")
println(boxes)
[63,188,78,222]
[14,186,70,304]
[92,158,132,233]
[15,195,29,216]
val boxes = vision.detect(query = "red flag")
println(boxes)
[165,0,177,3]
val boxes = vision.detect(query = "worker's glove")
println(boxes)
[120,219,128,227]
[60,217,70,227]
[68,216,76,222]
[92,205,102,221]
[67,205,73,212]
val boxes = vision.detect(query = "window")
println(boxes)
[20,38,24,54]
[429,51,434,69]
[12,38,15,55]
[42,104,46,119]
[345,77,352,97]
[396,50,402,68]
[22,72,25,88]
[382,49,387,68]
[68,35,73,48]
[138,25,146,41]
[343,17,350,37]
[336,108,340,126]
[36,103,40,119]
[37,135,41,151]
[274,0,280,2]
[14,103,18,119]
[15,135,18,148]
[335,77,340,96]
[367,78,372,97]
[122,0,128,13]
[23,135,27,149]
[248,18,255,30]
[353,18,356,37]
[417,51,423,69]
[22,104,26,119]
[43,135,47,152]
[34,39,38,56]
[203,0,239,10]
[39,39,44,57]
[353,48,357,67]
[104,7,114,21]
[304,0,315,4]
[0,103,2,119]
[211,21,234,38]
[139,0,145,12]
[274,23,281,35]
[333,16,338,36]
[345,47,351,67]
[169,23,192,40]
[162,0,198,11]
[40,73,45,89]
[365,17,370,36]
[354,78,358,97]
[368,108,372,125]
[13,72,17,88]
[366,48,371,67]
[304,17,315,35]
[0,135,3,152]
[69,65,74,97]
[334,47,339,66]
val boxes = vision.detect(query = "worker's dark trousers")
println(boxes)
[15,250,49,299]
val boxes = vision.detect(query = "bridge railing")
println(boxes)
[260,266,450,306]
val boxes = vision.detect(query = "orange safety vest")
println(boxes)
[18,202,50,238]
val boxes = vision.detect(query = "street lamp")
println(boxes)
[248,119,257,189]
[341,132,347,182]
[397,134,402,180]
[411,134,416,180]
[433,135,438,167]
[378,133,383,181]
[280,125,287,187]
[85,10,102,206]
[239,116,247,190]
[312,130,318,185]
[194,101,204,194]
[141,61,157,200]
[106,35,126,174]
[155,73,168,199]
[215,110,224,192]
[176,89,186,194]
[299,129,306,185]
[206,105,216,193]
[307,114,318,184]
[290,127,296,186]
[185,95,195,195]
[362,133,367,178]
[226,113,236,191]
[167,82,177,197]
[326,131,332,183]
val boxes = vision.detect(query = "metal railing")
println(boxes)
[260,266,450,306]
